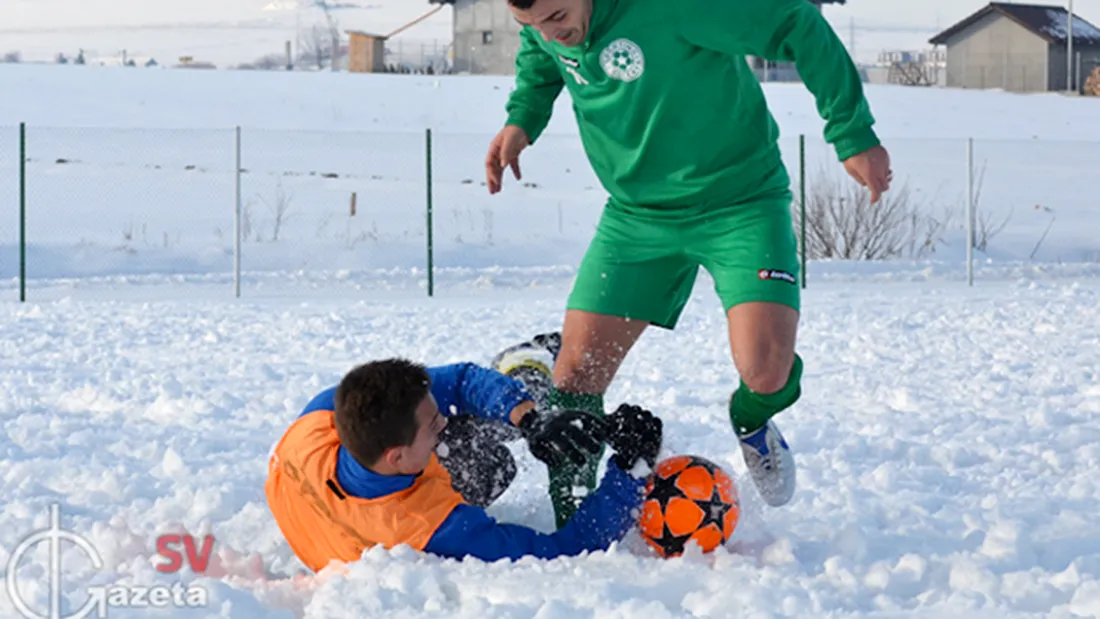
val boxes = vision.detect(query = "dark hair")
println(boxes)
[334,358,431,467]
[508,0,536,8]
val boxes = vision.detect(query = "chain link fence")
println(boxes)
[4,125,1099,301]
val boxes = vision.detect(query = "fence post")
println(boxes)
[234,126,242,298]
[19,122,26,303]
[966,137,974,287]
[426,128,434,297]
[799,133,806,289]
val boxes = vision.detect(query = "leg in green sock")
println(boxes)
[545,387,605,529]
[729,353,802,507]
[729,353,803,436]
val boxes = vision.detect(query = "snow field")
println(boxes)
[3,275,1100,617]
[2,63,1100,618]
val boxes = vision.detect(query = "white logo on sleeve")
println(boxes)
[600,38,644,82]
[565,66,589,85]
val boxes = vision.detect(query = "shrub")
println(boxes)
[794,170,951,261]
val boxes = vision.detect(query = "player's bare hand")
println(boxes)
[485,125,530,194]
[843,145,893,204]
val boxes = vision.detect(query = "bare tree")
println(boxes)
[968,160,1012,253]
[1029,204,1056,260]
[320,1,343,70]
[256,184,295,242]
[295,2,343,70]
[796,169,951,261]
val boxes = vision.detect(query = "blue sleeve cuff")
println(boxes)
[602,458,649,505]
[484,381,531,424]
[431,363,534,424]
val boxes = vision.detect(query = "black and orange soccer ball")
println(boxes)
[638,455,741,558]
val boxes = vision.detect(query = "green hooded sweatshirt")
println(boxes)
[504,0,880,211]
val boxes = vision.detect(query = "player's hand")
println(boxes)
[518,408,607,468]
[485,125,530,194]
[605,403,663,473]
[843,144,893,204]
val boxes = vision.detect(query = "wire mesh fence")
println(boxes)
[235,128,427,273]
[14,127,236,298]
[5,124,1100,301]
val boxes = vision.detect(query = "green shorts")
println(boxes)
[567,189,801,329]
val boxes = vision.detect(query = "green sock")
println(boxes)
[729,354,803,436]
[545,387,605,529]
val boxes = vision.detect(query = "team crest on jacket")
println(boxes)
[600,38,644,82]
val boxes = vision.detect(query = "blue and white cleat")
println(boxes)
[737,420,796,507]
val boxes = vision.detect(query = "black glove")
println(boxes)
[518,408,607,468]
[605,403,663,472]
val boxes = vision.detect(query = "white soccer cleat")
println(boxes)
[491,332,560,405]
[737,420,796,507]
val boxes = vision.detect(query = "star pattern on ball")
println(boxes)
[693,483,733,533]
[646,471,686,511]
[688,460,733,532]
[652,523,693,557]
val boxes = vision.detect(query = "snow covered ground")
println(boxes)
[2,63,1100,618]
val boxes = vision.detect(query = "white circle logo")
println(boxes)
[7,504,104,619]
[600,38,644,82]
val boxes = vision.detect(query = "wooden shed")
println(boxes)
[346,31,387,73]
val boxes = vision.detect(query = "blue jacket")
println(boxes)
[295,362,646,562]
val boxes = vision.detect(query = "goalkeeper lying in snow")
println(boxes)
[264,334,663,571]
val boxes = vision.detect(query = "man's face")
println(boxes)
[393,393,447,475]
[511,0,592,47]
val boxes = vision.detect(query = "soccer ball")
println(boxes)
[638,455,740,558]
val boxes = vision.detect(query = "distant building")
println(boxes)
[429,0,519,75]
[431,0,847,76]
[929,2,1100,93]
[346,31,388,73]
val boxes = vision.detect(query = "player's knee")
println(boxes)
[740,357,795,395]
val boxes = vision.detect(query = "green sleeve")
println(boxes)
[678,0,880,161]
[504,27,565,145]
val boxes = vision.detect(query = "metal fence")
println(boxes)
[384,39,451,74]
[2,124,1098,301]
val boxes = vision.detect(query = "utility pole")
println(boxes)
[1068,0,1075,91]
